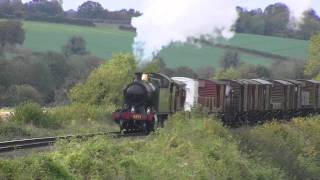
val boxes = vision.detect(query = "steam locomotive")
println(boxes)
[112,73,186,133]
[112,72,320,132]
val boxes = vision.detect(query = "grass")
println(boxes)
[0,103,118,141]
[223,33,309,60]
[20,21,309,69]
[23,21,134,59]
[1,113,320,179]
[160,43,274,68]
[0,114,286,179]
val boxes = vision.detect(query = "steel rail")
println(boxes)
[0,131,146,153]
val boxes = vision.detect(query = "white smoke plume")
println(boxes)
[132,0,312,61]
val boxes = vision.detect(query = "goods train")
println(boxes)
[112,73,320,132]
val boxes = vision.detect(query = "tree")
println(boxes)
[235,8,265,35]
[69,53,136,106]
[24,0,63,17]
[77,1,104,19]
[0,20,25,51]
[62,36,89,57]
[296,10,320,40]
[140,60,161,73]
[220,50,240,70]
[1,84,43,106]
[43,51,70,88]
[214,68,241,80]
[196,66,215,79]
[263,3,290,36]
[255,65,271,78]
[271,60,305,79]
[173,67,198,79]
[0,58,14,88]
[305,34,320,78]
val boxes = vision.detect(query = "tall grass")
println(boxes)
[0,103,117,141]
[236,116,320,180]
[0,113,285,179]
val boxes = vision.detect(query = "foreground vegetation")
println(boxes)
[0,102,116,141]
[1,113,320,179]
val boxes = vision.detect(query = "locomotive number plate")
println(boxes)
[133,115,142,120]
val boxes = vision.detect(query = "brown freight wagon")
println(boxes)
[198,79,226,113]
[297,80,320,110]
[223,80,243,113]
[284,80,303,110]
[223,79,260,113]
[269,80,296,110]
[237,79,261,112]
[252,79,272,111]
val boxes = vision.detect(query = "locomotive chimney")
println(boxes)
[135,72,143,81]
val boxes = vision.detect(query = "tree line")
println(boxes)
[0,0,141,26]
[235,3,320,40]
[0,1,319,40]
[0,20,103,106]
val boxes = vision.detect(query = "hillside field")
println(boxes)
[21,21,309,69]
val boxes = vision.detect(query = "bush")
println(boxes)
[2,85,43,106]
[69,53,136,106]
[236,117,320,179]
[52,103,115,125]
[48,113,285,179]
[25,16,95,27]
[0,156,74,179]
[11,102,60,129]
[0,122,31,140]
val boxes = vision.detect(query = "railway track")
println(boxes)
[0,131,147,153]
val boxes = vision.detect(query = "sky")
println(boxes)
[22,0,320,13]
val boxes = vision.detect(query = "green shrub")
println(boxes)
[11,102,60,129]
[236,117,320,180]
[0,156,74,180]
[52,103,115,124]
[0,122,31,140]
[50,113,285,179]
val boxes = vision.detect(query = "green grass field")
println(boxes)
[21,21,309,69]
[222,33,309,60]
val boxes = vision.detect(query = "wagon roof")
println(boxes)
[252,79,272,85]
[172,77,196,82]
[297,79,320,84]
[272,80,293,85]
[284,79,303,85]
[173,80,186,87]
[306,80,320,84]
[199,79,226,84]
[237,79,260,85]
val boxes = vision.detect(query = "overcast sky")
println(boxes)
[22,0,319,13]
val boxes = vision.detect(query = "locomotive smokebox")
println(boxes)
[125,83,147,105]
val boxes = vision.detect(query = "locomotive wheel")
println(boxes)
[119,120,124,132]
[142,122,149,134]
[153,115,159,131]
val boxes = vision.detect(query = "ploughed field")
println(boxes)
[21,21,308,69]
